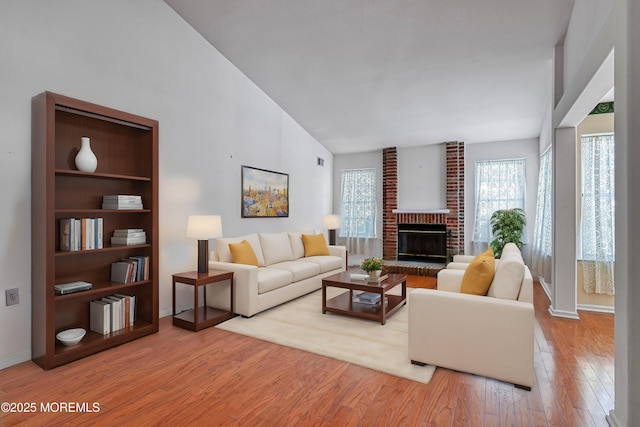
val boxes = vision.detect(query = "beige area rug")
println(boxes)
[216,287,435,384]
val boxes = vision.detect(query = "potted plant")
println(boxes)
[360,257,383,277]
[489,208,526,258]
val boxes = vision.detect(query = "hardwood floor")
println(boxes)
[0,280,613,426]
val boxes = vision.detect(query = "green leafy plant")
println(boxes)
[489,208,526,258]
[360,257,383,272]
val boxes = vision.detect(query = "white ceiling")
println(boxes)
[165,0,575,154]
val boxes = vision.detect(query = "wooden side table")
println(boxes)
[172,270,234,331]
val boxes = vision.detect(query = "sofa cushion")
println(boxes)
[258,233,295,266]
[268,261,320,282]
[257,268,293,294]
[304,255,343,273]
[460,251,495,296]
[487,252,525,300]
[288,232,306,259]
[216,233,265,266]
[301,233,330,256]
[501,242,521,258]
[229,240,259,266]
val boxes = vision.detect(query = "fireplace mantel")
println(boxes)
[392,208,450,214]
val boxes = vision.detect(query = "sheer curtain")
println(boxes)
[472,159,526,255]
[339,168,378,257]
[531,148,553,284]
[580,133,615,295]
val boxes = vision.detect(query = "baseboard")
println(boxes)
[537,277,614,315]
[0,350,31,370]
[538,277,552,300]
[548,306,580,320]
[577,303,615,314]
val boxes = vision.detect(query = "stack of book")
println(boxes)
[110,256,149,283]
[110,229,146,246]
[102,195,143,210]
[59,217,103,251]
[89,293,136,335]
[352,292,388,306]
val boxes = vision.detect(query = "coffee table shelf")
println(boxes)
[322,270,407,325]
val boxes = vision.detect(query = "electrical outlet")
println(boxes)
[6,288,19,306]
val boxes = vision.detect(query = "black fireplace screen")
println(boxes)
[397,223,447,262]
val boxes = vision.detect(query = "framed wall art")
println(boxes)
[241,165,289,218]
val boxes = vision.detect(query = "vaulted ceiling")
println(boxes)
[165,0,575,154]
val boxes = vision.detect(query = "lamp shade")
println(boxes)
[186,215,223,240]
[323,214,341,230]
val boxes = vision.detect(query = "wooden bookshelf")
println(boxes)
[31,91,159,370]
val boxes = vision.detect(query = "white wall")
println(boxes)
[554,0,640,424]
[464,139,540,260]
[563,0,615,93]
[0,0,332,369]
[397,144,446,210]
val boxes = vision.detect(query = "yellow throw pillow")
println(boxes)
[301,233,330,257]
[229,240,259,266]
[460,253,495,296]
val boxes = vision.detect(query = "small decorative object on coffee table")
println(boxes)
[360,257,383,278]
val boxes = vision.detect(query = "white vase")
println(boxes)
[75,137,97,172]
[369,270,382,278]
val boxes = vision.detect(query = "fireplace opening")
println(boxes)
[397,223,447,263]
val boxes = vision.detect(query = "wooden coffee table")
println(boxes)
[322,270,407,325]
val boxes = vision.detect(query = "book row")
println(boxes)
[60,221,148,252]
[89,293,136,335]
[111,256,150,284]
[60,218,103,251]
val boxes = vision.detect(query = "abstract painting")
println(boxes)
[241,165,289,218]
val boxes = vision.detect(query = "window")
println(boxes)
[579,133,615,295]
[531,148,553,282]
[473,159,526,243]
[339,168,376,238]
[533,148,552,258]
[580,133,615,262]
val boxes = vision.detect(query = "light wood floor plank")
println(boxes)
[0,279,613,426]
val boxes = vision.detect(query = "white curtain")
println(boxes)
[580,134,615,295]
[472,159,526,255]
[339,168,377,257]
[531,148,553,284]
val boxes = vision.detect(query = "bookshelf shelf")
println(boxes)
[54,244,152,257]
[53,280,152,301]
[55,169,152,181]
[32,91,159,370]
[52,321,155,366]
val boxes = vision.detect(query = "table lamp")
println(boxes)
[324,214,341,246]
[187,215,223,273]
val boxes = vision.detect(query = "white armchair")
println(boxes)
[408,244,534,389]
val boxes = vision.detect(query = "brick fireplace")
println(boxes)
[382,142,464,262]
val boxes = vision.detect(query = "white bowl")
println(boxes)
[56,328,86,347]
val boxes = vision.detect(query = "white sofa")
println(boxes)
[408,243,534,389]
[445,254,477,270]
[205,232,346,317]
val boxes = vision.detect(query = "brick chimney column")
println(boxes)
[382,147,397,260]
[445,141,465,256]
